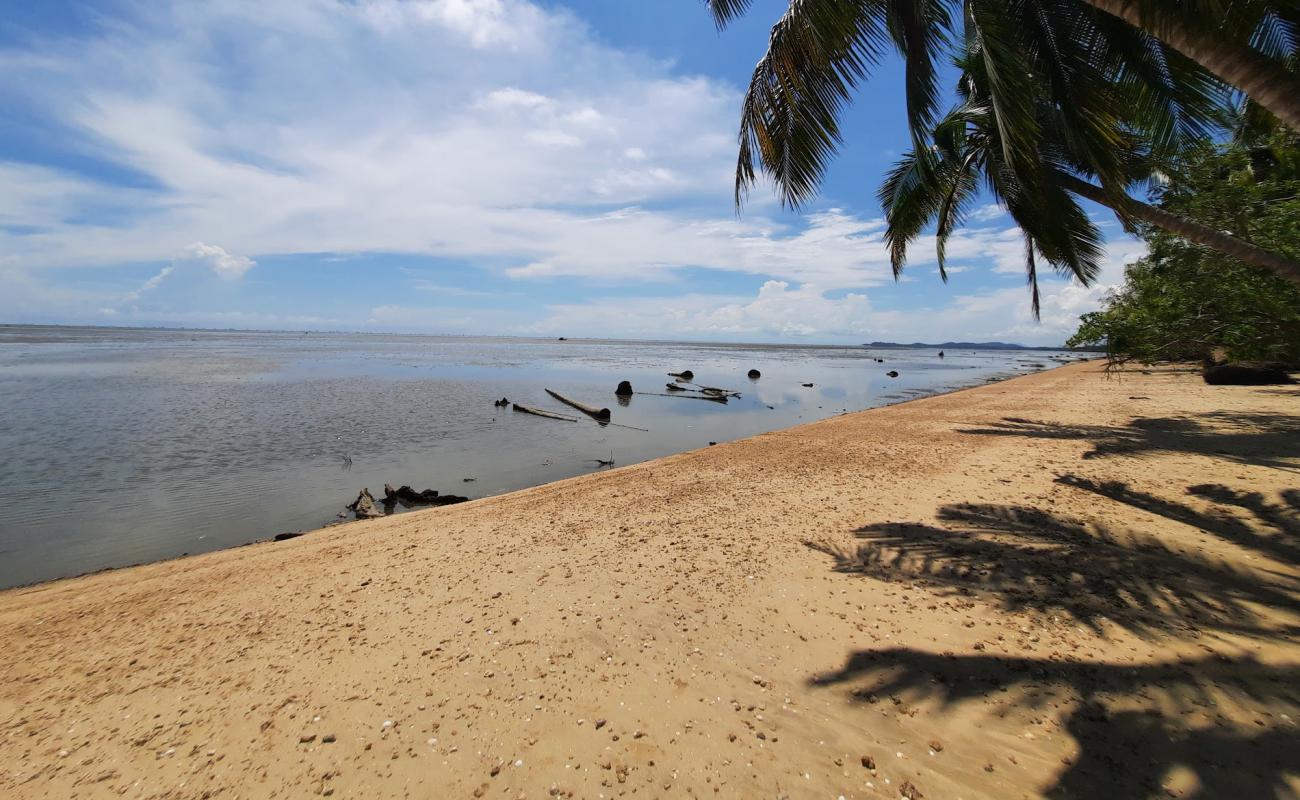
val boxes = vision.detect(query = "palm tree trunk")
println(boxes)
[1056,172,1300,287]
[1081,0,1300,131]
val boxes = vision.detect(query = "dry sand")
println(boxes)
[1,361,1297,799]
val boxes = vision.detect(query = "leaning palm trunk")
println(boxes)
[1056,172,1300,286]
[1082,0,1300,132]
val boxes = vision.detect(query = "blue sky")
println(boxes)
[0,0,1143,344]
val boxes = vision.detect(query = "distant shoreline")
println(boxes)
[0,321,1080,351]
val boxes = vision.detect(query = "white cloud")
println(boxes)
[967,203,1007,224]
[123,265,175,301]
[181,243,255,280]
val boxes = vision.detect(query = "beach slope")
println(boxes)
[2,362,1297,798]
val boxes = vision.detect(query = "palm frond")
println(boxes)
[705,0,756,29]
[1024,234,1042,320]
[735,0,893,208]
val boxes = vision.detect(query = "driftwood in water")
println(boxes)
[347,488,383,519]
[512,402,579,422]
[682,380,741,397]
[665,383,686,392]
[383,483,469,507]
[637,391,727,403]
[545,388,611,421]
[515,400,649,431]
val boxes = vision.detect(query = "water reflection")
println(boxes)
[0,325,1076,588]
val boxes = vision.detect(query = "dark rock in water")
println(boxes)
[668,370,694,381]
[615,380,634,396]
[347,488,382,519]
[801,382,814,387]
[274,532,304,541]
[875,358,885,363]
[886,370,899,378]
[938,351,944,358]
[708,441,717,446]
[493,397,510,407]
[1203,363,1293,385]
[747,369,761,379]
[558,336,568,341]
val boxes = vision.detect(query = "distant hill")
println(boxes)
[863,341,1068,351]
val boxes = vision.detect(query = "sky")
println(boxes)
[0,0,1145,345]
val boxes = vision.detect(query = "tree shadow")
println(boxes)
[805,491,1300,797]
[806,501,1300,640]
[1055,475,1300,565]
[810,648,1300,798]
[956,412,1300,470]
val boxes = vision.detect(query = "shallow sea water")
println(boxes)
[0,325,1076,588]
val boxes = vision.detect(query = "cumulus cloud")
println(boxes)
[181,243,255,280]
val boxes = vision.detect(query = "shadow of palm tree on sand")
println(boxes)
[804,480,1300,797]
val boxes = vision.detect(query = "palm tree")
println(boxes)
[707,1,1300,141]
[1078,0,1300,130]
[712,0,1231,212]
[704,0,1300,305]
[879,56,1300,315]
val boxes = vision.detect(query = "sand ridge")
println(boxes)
[1,362,1297,798]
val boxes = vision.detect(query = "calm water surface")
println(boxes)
[0,325,1077,588]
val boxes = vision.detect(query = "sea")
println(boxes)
[0,325,1078,589]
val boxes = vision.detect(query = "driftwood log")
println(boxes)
[512,403,579,421]
[636,391,727,403]
[545,389,611,421]
[382,484,469,507]
[1203,363,1293,385]
[347,488,383,519]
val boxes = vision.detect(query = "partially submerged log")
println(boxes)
[637,391,727,403]
[383,483,469,507]
[682,380,741,397]
[665,383,686,392]
[545,388,611,421]
[668,370,694,380]
[512,402,579,422]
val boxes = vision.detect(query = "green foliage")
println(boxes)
[1067,133,1300,364]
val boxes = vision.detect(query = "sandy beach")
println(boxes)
[2,361,1297,799]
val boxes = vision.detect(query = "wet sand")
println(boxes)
[2,361,1297,798]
